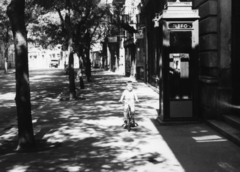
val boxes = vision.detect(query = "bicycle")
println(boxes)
[120,101,138,132]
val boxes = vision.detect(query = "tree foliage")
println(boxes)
[31,0,110,83]
[27,12,64,48]
[30,0,110,50]
[0,0,13,62]
[0,0,45,51]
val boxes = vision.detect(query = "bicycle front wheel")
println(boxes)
[126,104,131,132]
[127,117,131,131]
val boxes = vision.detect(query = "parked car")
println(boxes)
[50,59,59,68]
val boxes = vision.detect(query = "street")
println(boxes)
[0,69,240,172]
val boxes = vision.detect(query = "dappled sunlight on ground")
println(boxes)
[150,120,240,172]
[0,93,15,101]
[1,69,240,172]
[192,135,227,143]
[0,69,185,172]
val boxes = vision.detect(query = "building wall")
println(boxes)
[0,44,15,70]
[8,46,15,69]
[193,0,232,119]
[142,0,163,87]
[112,0,233,120]
[91,52,102,68]
[139,0,233,120]
[232,0,240,106]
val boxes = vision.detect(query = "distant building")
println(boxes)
[91,43,102,68]
[0,44,15,70]
[28,44,65,69]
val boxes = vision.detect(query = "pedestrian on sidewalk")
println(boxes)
[119,81,139,127]
[77,68,84,89]
[4,57,8,74]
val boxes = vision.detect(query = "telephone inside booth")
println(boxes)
[157,1,199,122]
[169,53,191,100]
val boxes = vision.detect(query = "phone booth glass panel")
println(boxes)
[168,31,193,118]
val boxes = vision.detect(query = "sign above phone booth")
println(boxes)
[157,1,200,123]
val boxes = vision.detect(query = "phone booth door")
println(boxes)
[167,31,193,118]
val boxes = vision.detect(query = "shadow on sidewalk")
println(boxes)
[150,119,240,172]
[0,73,165,171]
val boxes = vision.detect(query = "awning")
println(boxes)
[120,23,138,33]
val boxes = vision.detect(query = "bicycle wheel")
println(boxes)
[127,108,131,132]
[127,118,131,131]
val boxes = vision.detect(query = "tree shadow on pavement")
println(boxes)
[150,119,240,172]
[0,71,166,171]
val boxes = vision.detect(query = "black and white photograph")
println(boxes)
[0,0,240,171]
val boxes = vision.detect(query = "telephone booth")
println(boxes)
[158,1,200,122]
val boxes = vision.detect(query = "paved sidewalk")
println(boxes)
[0,70,240,172]
[0,69,15,76]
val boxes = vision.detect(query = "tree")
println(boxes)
[27,12,64,48]
[54,0,110,82]
[33,0,110,88]
[65,1,76,99]
[74,1,110,81]
[7,0,36,150]
[33,0,79,99]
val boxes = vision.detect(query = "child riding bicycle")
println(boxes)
[119,81,139,128]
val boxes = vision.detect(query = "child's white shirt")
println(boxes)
[122,90,138,104]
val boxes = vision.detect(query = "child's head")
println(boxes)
[126,81,133,91]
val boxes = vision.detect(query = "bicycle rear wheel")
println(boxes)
[127,118,131,131]
[127,108,131,132]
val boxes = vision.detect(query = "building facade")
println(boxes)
[103,0,238,125]
[0,44,15,71]
[193,0,232,120]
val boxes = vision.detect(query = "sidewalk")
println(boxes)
[0,70,240,172]
[0,69,15,76]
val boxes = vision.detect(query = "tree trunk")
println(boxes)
[77,46,85,89]
[7,0,35,150]
[85,47,91,82]
[84,32,92,82]
[65,12,76,99]
[68,48,76,99]
[4,27,9,73]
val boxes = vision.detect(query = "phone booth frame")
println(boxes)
[157,1,200,123]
